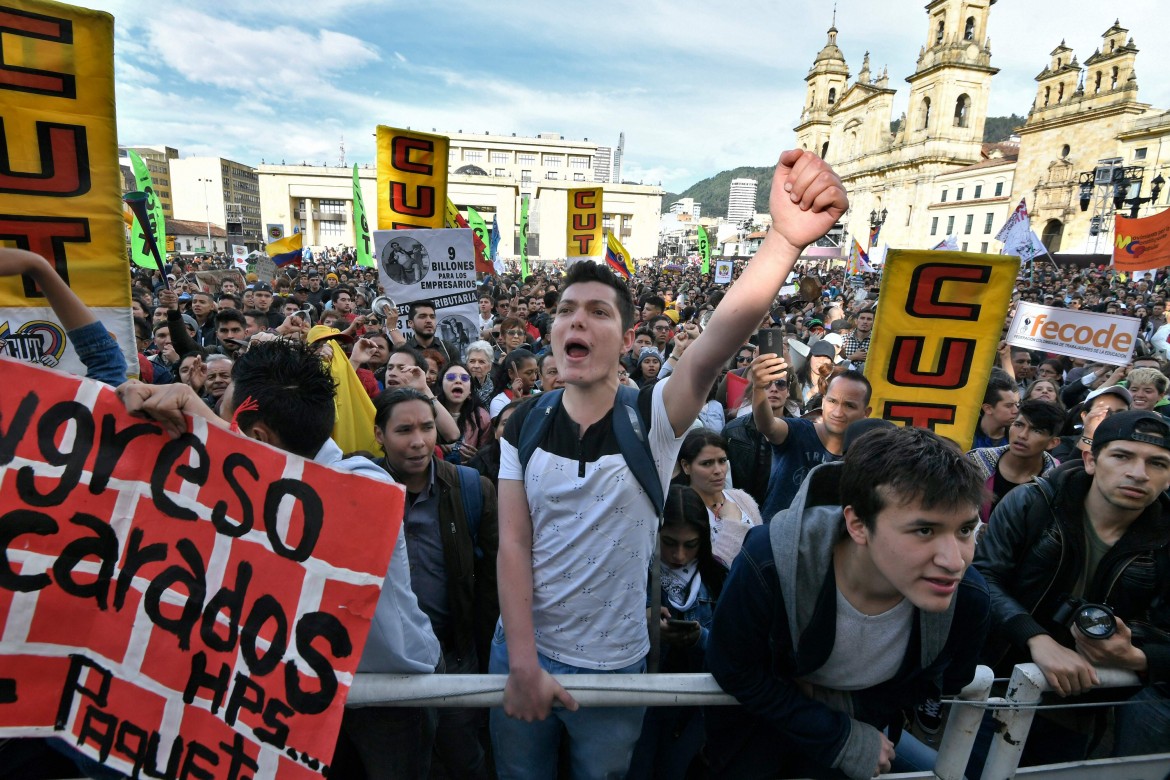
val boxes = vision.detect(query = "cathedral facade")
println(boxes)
[793,0,1169,259]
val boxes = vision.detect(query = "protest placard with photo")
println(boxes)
[0,359,403,778]
[373,228,478,359]
[193,269,247,296]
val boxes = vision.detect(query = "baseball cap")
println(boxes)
[809,340,837,359]
[307,325,352,345]
[1091,410,1170,453]
[1085,384,1133,408]
[253,281,273,293]
[806,318,825,330]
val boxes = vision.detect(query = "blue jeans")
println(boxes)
[1113,685,1170,757]
[488,622,647,780]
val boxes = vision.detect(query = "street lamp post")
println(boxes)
[197,177,213,251]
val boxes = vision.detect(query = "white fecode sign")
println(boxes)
[1006,302,1138,365]
[714,260,733,284]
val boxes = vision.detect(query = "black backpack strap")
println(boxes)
[613,384,664,512]
[517,390,563,471]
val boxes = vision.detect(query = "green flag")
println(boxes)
[353,164,374,268]
[466,207,490,267]
[519,195,530,278]
[697,225,711,274]
[127,150,165,270]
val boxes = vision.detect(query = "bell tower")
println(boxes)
[795,12,850,161]
[904,0,998,156]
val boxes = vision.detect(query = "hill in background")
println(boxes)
[661,115,1026,218]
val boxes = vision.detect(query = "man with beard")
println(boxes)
[405,300,461,365]
[750,358,873,520]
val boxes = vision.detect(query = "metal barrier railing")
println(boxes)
[979,663,1143,780]
[349,667,994,777]
[350,664,1170,779]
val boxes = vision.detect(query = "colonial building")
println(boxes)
[792,1,1169,258]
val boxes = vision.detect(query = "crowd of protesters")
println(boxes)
[3,146,1170,780]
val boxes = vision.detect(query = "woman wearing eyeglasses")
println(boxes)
[436,363,492,463]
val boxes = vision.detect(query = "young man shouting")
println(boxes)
[491,149,848,779]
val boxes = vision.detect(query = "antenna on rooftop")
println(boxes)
[339,135,346,168]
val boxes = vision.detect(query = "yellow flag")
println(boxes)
[0,1,134,376]
[376,126,449,229]
[566,187,603,259]
[864,249,1020,450]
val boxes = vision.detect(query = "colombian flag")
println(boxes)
[266,232,303,267]
[605,232,635,278]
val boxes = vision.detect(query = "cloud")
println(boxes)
[83,0,1170,194]
[140,8,380,97]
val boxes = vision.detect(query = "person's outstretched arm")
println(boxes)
[663,151,847,436]
[0,248,126,386]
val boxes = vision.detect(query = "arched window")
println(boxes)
[821,141,830,159]
[1057,83,1065,102]
[936,20,944,44]
[1044,86,1051,106]
[809,89,816,107]
[954,94,971,127]
[922,97,932,129]
[828,87,837,105]
[1041,219,1063,252]
[1094,71,1102,93]
[1061,144,1071,158]
[850,131,858,156]
[964,17,975,41]
[1110,40,1116,52]
[1111,66,1119,89]
[1056,57,1062,68]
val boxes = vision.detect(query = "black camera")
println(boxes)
[1053,598,1117,640]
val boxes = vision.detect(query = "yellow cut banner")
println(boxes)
[375,125,448,230]
[864,249,1020,451]
[0,0,134,376]
[566,186,603,259]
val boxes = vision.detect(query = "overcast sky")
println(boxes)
[91,0,1170,192]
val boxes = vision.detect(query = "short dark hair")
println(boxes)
[543,290,558,309]
[389,345,425,368]
[829,369,873,405]
[215,308,246,328]
[230,341,335,459]
[840,426,985,531]
[373,386,435,430]
[410,300,437,318]
[1016,399,1064,436]
[331,287,354,305]
[642,295,666,313]
[563,261,635,330]
[983,369,1017,407]
[217,292,241,307]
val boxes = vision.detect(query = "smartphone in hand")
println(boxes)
[757,328,785,357]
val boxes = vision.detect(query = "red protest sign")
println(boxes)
[0,358,403,778]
